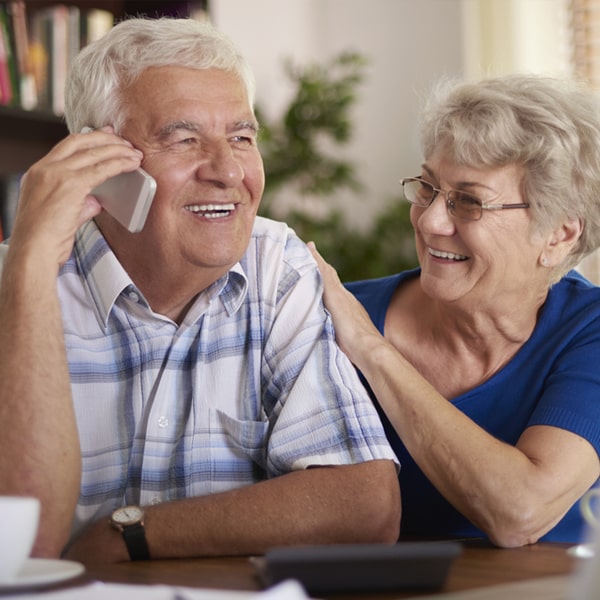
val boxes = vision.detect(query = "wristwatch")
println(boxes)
[110,505,150,561]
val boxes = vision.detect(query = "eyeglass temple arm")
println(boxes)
[481,203,530,210]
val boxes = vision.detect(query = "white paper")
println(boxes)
[0,579,309,600]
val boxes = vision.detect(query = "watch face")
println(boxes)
[112,505,144,526]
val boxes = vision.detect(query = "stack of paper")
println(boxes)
[1,580,309,600]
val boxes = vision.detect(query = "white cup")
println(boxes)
[0,496,40,582]
[581,488,600,531]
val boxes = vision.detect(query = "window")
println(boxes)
[569,0,600,282]
[461,0,570,80]
[570,0,600,87]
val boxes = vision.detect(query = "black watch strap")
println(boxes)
[121,522,150,561]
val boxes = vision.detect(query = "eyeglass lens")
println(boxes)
[402,178,482,221]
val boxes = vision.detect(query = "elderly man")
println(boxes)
[0,17,399,565]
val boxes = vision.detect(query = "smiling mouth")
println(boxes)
[428,247,468,261]
[184,203,236,219]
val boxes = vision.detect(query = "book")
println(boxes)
[7,2,27,80]
[28,6,50,110]
[0,5,14,106]
[0,173,21,240]
[8,0,36,109]
[82,8,113,45]
[27,4,113,114]
[29,4,69,113]
[49,4,68,115]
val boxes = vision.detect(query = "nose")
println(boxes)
[195,140,244,187]
[414,191,456,235]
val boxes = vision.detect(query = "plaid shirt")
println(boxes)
[50,217,397,539]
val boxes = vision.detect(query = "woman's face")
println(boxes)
[411,152,550,309]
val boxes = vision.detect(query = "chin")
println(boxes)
[420,274,464,302]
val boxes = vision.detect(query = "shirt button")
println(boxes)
[157,416,169,428]
[128,291,140,303]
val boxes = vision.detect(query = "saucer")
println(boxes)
[0,558,85,592]
[567,543,596,559]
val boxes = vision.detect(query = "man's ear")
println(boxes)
[540,217,583,267]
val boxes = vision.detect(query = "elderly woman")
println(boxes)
[310,74,600,546]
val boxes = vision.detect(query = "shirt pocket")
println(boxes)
[201,408,270,494]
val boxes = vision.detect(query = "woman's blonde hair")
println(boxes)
[420,74,600,277]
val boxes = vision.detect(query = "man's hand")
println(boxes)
[9,127,143,269]
[64,461,400,565]
[63,518,130,566]
[0,128,145,558]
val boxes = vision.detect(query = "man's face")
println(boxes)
[97,66,264,288]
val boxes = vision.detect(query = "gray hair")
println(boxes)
[64,17,256,135]
[419,74,600,278]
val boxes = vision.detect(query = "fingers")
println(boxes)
[307,241,321,264]
[49,127,144,188]
[9,128,143,267]
[77,195,104,229]
[307,240,329,272]
[307,241,343,287]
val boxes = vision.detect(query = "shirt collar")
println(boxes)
[72,222,136,328]
[71,221,248,329]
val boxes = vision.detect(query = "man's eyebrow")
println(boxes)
[156,119,259,138]
[233,119,259,134]
[157,120,198,138]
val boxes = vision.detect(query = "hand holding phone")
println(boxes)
[81,127,157,233]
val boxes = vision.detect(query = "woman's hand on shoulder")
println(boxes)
[307,242,385,363]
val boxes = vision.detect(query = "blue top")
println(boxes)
[346,268,600,542]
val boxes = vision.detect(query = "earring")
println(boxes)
[541,257,549,267]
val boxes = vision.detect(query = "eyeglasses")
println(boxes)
[400,177,530,222]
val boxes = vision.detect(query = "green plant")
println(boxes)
[257,51,418,282]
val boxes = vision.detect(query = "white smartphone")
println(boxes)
[81,126,157,233]
[91,168,157,233]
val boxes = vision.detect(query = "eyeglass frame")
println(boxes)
[400,176,530,222]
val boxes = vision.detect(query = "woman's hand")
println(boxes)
[307,242,385,365]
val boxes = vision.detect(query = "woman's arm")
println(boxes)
[308,243,600,547]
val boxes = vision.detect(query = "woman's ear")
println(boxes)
[540,217,583,267]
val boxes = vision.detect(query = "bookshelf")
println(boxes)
[0,0,208,175]
[0,0,207,238]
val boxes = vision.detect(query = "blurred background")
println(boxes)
[3,0,599,281]
[211,0,578,280]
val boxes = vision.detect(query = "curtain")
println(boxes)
[570,0,600,283]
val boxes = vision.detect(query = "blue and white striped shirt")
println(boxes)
[46,217,396,539]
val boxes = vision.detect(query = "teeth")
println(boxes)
[428,248,468,261]
[185,203,235,217]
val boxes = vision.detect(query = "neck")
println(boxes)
[386,277,549,395]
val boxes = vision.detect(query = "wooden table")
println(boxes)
[69,539,579,599]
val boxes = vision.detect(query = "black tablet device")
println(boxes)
[252,541,462,594]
